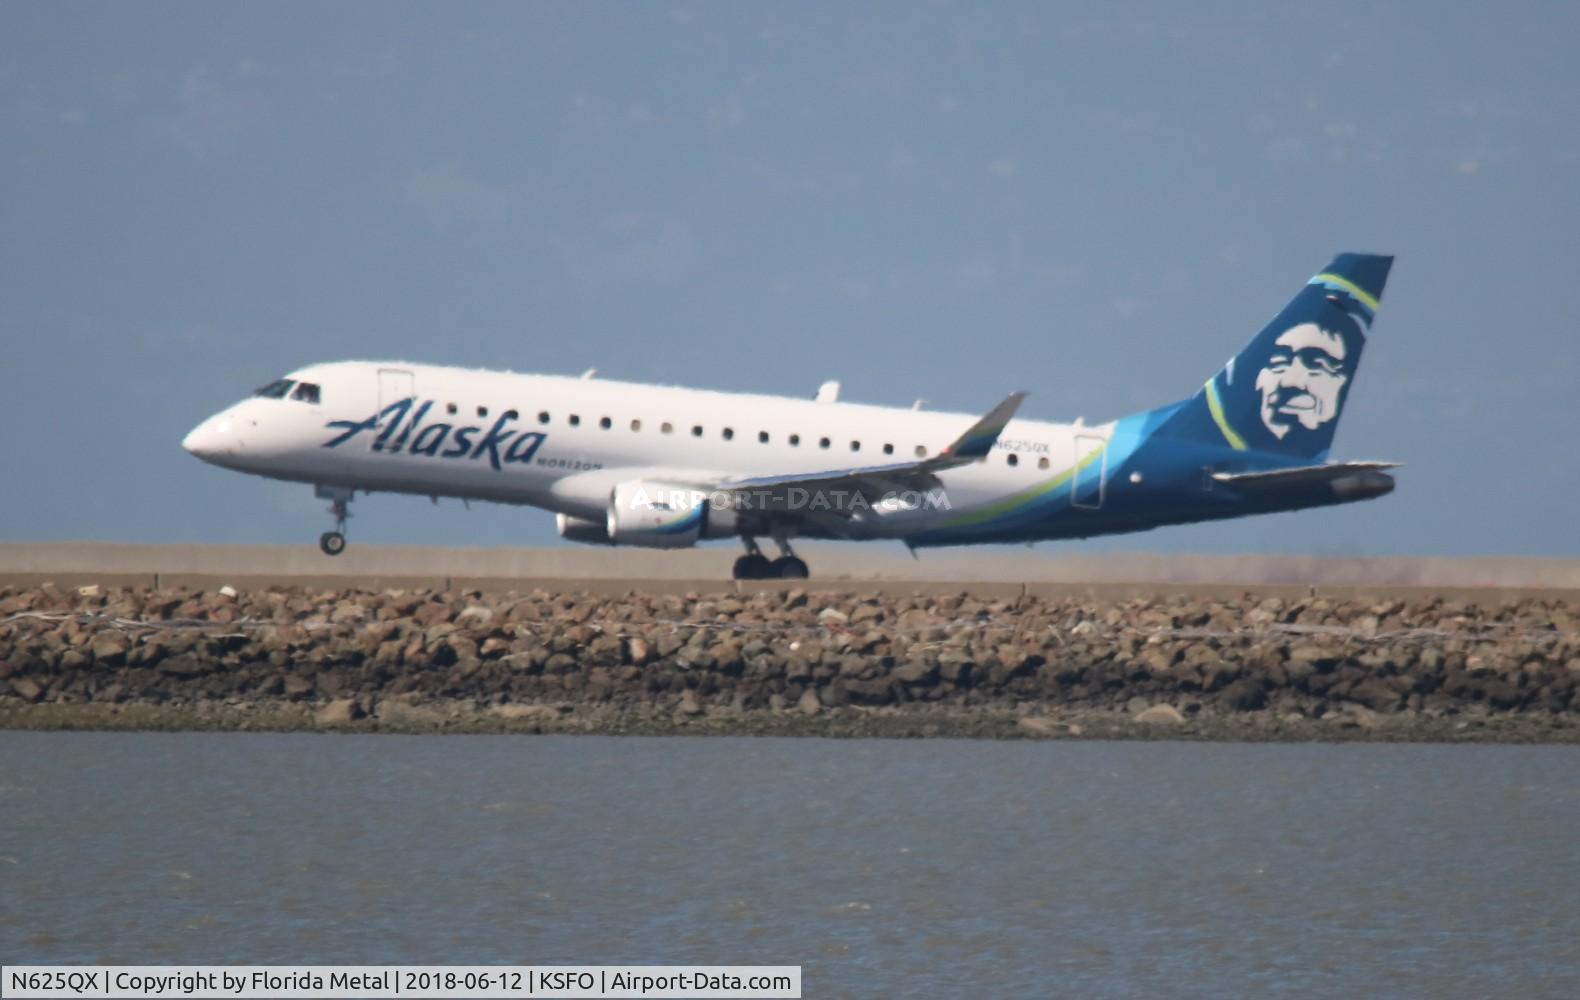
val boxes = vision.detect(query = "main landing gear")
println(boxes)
[316,486,352,556]
[732,536,809,580]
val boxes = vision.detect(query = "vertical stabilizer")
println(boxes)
[1164,253,1393,460]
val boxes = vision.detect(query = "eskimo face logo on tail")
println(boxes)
[1253,322,1350,440]
[321,399,546,470]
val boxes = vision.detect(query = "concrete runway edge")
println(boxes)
[2,542,1578,600]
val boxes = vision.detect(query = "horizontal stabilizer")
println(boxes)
[1213,461,1400,500]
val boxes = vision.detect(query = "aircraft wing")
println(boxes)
[715,391,1028,511]
[1212,461,1401,492]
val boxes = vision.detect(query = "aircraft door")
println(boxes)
[376,367,416,448]
[1071,434,1107,510]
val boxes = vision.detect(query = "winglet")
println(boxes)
[938,392,1027,461]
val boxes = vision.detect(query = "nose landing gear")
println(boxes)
[316,486,353,556]
[319,529,347,556]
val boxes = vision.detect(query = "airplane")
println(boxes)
[182,252,1398,580]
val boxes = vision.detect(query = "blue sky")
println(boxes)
[3,2,1576,556]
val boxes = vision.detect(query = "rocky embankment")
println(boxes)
[2,584,1579,742]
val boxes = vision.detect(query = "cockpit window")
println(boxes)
[291,382,321,404]
[253,379,295,399]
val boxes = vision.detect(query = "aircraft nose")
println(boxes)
[182,415,235,461]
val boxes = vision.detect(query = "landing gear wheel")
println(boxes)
[771,556,809,579]
[315,486,353,557]
[733,554,773,580]
[319,531,347,556]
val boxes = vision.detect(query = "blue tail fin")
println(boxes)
[1162,252,1393,461]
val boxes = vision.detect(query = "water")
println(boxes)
[2,733,1578,998]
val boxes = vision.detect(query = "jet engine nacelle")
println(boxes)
[556,513,611,545]
[605,480,736,548]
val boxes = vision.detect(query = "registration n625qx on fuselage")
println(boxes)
[182,253,1399,579]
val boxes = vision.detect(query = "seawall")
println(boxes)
[3,582,1578,742]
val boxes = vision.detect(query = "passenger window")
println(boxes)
[758,431,770,444]
[569,414,581,426]
[252,379,294,399]
[661,422,674,434]
[850,441,860,452]
[600,416,612,430]
[819,437,831,449]
[915,445,927,457]
[1038,456,1050,470]
[789,434,800,446]
[447,403,458,415]
[538,411,551,424]
[692,425,704,437]
[883,443,894,455]
[290,382,321,404]
[630,419,642,432]
[1007,453,1019,467]
[478,406,489,418]
[722,428,734,441]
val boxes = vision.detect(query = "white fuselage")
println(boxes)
[182,360,1111,542]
